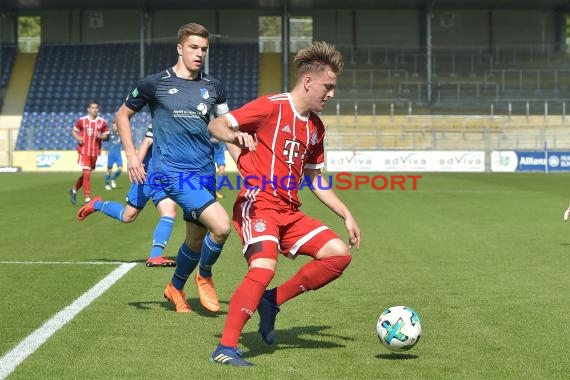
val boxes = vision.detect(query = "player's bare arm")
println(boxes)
[71,129,83,144]
[225,143,241,164]
[305,168,361,249]
[116,104,146,184]
[208,116,256,151]
[137,137,153,162]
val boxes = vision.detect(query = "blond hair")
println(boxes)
[294,41,344,77]
[177,23,210,45]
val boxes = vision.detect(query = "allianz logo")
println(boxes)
[519,157,546,165]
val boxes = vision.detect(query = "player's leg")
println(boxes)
[191,201,232,312]
[271,237,351,306]
[211,204,280,365]
[113,153,123,186]
[69,174,83,205]
[77,182,145,222]
[163,221,206,313]
[69,154,84,205]
[214,244,277,353]
[81,169,92,202]
[258,214,351,344]
[145,197,176,267]
[81,156,98,203]
[111,163,123,188]
[105,166,112,190]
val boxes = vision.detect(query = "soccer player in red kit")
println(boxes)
[68,99,109,204]
[208,41,361,366]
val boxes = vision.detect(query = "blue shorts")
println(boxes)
[107,149,123,169]
[126,181,168,210]
[159,170,216,224]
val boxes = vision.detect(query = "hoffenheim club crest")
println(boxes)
[200,88,210,99]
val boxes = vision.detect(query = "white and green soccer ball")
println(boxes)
[376,306,422,352]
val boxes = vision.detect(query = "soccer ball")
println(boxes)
[376,306,422,352]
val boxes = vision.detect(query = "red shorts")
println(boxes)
[233,198,339,259]
[77,154,98,170]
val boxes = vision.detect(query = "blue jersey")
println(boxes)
[107,128,122,155]
[124,68,229,175]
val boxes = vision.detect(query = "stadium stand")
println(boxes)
[15,42,258,150]
[0,43,17,109]
[329,45,570,116]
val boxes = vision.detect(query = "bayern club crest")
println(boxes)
[254,220,267,232]
[200,88,210,99]
[310,132,318,146]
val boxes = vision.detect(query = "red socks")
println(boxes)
[220,267,274,347]
[82,169,91,198]
[74,174,84,191]
[219,255,352,347]
[275,255,352,305]
[73,169,91,199]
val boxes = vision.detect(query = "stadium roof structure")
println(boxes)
[1,0,569,12]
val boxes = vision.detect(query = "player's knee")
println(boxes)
[209,222,231,243]
[318,238,351,259]
[317,255,352,280]
[245,267,275,288]
[121,208,140,223]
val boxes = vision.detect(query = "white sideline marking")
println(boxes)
[0,261,127,265]
[0,263,136,379]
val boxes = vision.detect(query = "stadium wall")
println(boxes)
[2,8,560,47]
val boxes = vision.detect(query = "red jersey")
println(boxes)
[74,116,109,156]
[226,93,325,208]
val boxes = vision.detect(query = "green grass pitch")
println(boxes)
[1,172,569,379]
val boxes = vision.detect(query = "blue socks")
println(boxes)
[172,242,200,290]
[96,200,125,222]
[199,233,224,278]
[112,170,122,180]
[171,233,225,289]
[149,216,175,258]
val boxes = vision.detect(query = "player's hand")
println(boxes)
[344,214,361,250]
[232,131,256,151]
[127,153,146,184]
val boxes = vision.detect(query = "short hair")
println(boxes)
[177,23,210,45]
[87,99,100,107]
[294,41,344,77]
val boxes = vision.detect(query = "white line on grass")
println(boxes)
[0,262,136,379]
[0,261,129,265]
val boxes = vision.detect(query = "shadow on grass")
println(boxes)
[209,325,355,359]
[128,298,229,318]
[375,353,418,360]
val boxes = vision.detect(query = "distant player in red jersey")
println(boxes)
[68,99,109,204]
[208,41,361,366]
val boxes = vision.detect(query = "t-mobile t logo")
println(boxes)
[283,139,301,164]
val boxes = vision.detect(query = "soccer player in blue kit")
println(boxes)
[105,120,123,190]
[77,124,177,268]
[115,22,252,313]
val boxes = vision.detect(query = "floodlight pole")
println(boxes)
[282,0,290,92]
[139,11,147,78]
